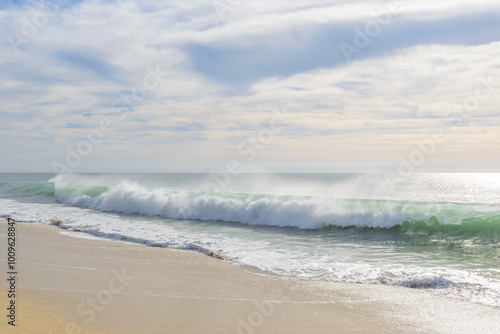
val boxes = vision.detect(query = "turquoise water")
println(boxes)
[1,173,499,306]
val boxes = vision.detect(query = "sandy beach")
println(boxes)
[0,219,499,334]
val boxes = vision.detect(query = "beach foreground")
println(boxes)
[0,220,499,334]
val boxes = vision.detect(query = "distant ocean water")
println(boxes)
[1,173,499,307]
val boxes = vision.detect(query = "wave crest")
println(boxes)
[50,180,500,232]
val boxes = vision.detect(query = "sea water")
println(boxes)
[1,173,499,307]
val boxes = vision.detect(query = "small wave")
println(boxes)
[401,276,452,289]
[45,217,227,259]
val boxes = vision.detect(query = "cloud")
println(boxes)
[0,0,499,172]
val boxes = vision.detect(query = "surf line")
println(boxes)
[6,217,17,327]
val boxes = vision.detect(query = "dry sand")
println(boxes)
[0,220,499,334]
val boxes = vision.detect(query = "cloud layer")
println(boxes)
[1,0,499,172]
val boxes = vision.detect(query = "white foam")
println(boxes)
[52,180,480,230]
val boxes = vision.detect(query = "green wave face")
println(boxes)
[0,182,56,197]
[0,182,109,199]
[327,199,500,242]
[55,184,109,198]
[395,214,500,234]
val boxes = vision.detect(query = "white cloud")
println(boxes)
[0,0,499,172]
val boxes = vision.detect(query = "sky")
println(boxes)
[1,0,499,173]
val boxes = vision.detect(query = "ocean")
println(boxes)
[1,173,499,307]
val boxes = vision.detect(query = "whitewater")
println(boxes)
[1,173,499,307]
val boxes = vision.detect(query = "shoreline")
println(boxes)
[1,220,499,333]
